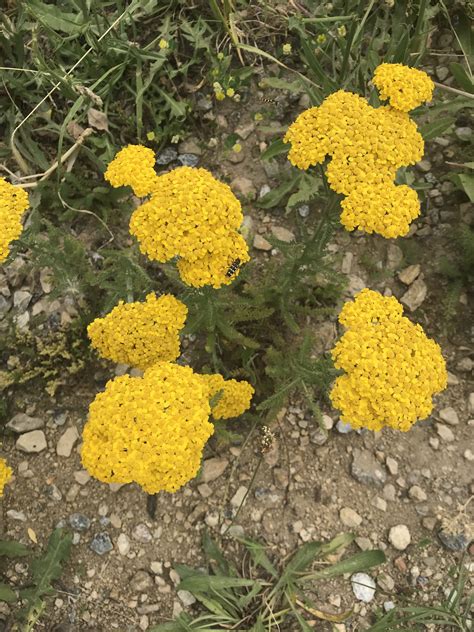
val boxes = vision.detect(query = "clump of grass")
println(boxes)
[152,531,385,631]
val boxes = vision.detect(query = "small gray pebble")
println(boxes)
[298,204,310,218]
[438,531,468,552]
[336,420,352,434]
[90,532,113,555]
[69,513,91,531]
[155,147,178,165]
[177,153,199,167]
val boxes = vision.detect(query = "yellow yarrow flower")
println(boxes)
[201,373,254,419]
[282,43,292,54]
[373,63,434,112]
[177,232,250,289]
[316,33,327,44]
[0,178,29,263]
[330,289,447,432]
[159,38,169,49]
[87,293,187,370]
[0,458,13,496]
[337,25,346,37]
[226,87,235,97]
[284,66,426,238]
[104,145,158,197]
[82,362,214,494]
[106,146,250,288]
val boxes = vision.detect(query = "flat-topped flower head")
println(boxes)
[81,362,214,494]
[177,233,250,289]
[330,289,447,432]
[87,293,187,370]
[105,145,250,288]
[201,373,254,419]
[0,458,12,497]
[284,63,430,238]
[373,63,434,112]
[0,178,29,263]
[104,144,159,197]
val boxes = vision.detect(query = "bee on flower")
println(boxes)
[105,146,250,288]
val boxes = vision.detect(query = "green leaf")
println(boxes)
[19,528,73,616]
[27,0,84,34]
[257,178,296,209]
[0,540,30,557]
[449,63,474,93]
[449,173,474,202]
[155,88,187,118]
[178,575,257,593]
[202,531,234,577]
[420,116,453,141]
[260,138,290,161]
[238,537,278,578]
[304,550,386,581]
[259,77,303,94]
[0,583,16,602]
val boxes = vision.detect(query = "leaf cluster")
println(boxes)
[151,531,385,631]
[0,529,72,631]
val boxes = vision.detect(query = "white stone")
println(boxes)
[436,423,454,442]
[468,393,474,415]
[117,533,131,556]
[6,413,44,433]
[463,449,474,462]
[439,407,459,426]
[408,485,427,502]
[351,573,376,602]
[253,235,272,251]
[57,426,79,457]
[201,458,229,483]
[230,486,248,508]
[340,507,362,528]
[400,276,427,312]
[398,264,421,285]
[16,430,47,453]
[386,457,398,475]
[388,524,411,550]
[271,226,295,243]
[178,589,196,606]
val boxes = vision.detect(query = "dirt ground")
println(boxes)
[1,62,473,631]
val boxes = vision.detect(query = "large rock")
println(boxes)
[16,430,47,453]
[351,449,386,487]
[7,413,44,434]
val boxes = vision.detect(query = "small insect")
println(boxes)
[260,96,277,104]
[225,258,241,278]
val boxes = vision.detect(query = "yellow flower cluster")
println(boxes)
[87,293,187,370]
[105,144,158,197]
[105,146,250,287]
[0,178,29,263]
[373,63,434,112]
[201,373,255,419]
[330,289,447,432]
[82,362,253,493]
[0,458,13,497]
[284,64,431,238]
